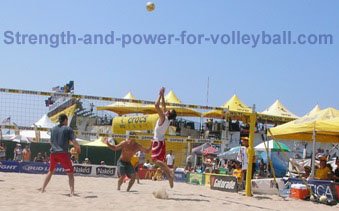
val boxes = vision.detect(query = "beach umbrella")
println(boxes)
[202,146,218,156]
[255,140,290,152]
[217,146,241,160]
[192,143,211,155]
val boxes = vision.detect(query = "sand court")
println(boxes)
[0,172,338,211]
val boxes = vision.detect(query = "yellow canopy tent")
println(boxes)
[269,107,339,143]
[83,137,108,147]
[258,99,299,122]
[269,107,339,177]
[316,117,339,138]
[142,90,201,117]
[203,94,251,119]
[303,104,321,117]
[96,92,147,116]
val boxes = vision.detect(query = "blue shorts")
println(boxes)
[117,160,135,177]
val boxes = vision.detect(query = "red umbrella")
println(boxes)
[202,146,218,156]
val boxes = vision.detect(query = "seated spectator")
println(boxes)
[315,156,332,180]
[34,152,44,162]
[83,158,91,165]
[302,166,311,179]
[100,161,106,165]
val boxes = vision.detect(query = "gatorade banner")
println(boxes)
[210,175,238,192]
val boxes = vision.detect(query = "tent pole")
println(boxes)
[311,126,316,178]
[245,105,256,197]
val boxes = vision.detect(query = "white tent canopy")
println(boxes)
[261,99,299,119]
[33,114,56,128]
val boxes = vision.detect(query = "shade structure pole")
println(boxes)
[246,105,256,197]
[311,126,316,178]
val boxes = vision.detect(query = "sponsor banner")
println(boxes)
[139,169,156,180]
[187,173,204,185]
[174,171,186,182]
[289,178,337,201]
[95,166,117,177]
[74,164,93,175]
[20,162,65,174]
[0,161,118,178]
[210,175,238,192]
[0,161,20,172]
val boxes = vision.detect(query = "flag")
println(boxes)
[1,117,10,124]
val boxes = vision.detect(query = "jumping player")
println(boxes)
[151,87,177,188]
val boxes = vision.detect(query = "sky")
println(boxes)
[0,0,338,117]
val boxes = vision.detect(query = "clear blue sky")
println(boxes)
[0,0,338,116]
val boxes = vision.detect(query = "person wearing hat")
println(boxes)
[41,114,81,196]
[237,137,249,182]
[13,143,23,162]
[315,156,332,180]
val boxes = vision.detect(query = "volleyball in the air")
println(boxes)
[146,2,155,12]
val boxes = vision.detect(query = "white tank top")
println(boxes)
[153,118,170,141]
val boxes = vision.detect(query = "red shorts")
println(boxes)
[151,140,166,162]
[50,152,74,173]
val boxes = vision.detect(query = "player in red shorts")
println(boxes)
[151,87,177,188]
[41,114,81,196]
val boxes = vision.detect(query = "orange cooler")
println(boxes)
[290,184,310,200]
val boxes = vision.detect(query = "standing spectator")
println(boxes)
[40,114,81,196]
[44,152,50,163]
[22,145,31,162]
[0,143,6,161]
[237,137,248,182]
[136,150,146,167]
[70,146,79,163]
[13,144,23,162]
[165,150,175,169]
